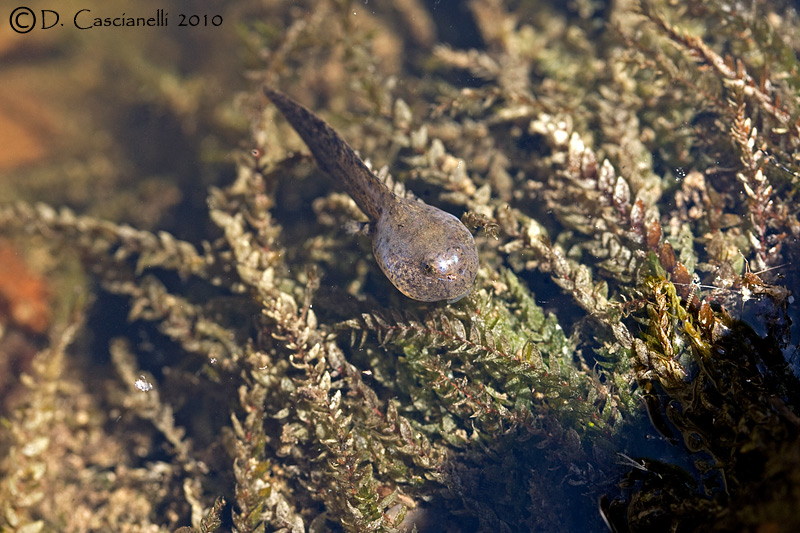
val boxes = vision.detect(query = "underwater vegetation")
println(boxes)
[1,0,799,531]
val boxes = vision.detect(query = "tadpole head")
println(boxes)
[371,199,479,302]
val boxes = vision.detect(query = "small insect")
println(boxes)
[673,254,789,316]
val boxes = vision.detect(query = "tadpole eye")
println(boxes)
[423,261,457,281]
[423,245,467,281]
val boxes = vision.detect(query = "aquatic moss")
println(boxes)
[1,0,799,531]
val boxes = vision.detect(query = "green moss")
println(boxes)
[1,0,799,531]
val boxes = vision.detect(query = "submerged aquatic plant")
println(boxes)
[1,0,799,531]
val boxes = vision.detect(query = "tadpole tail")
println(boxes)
[263,86,388,222]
